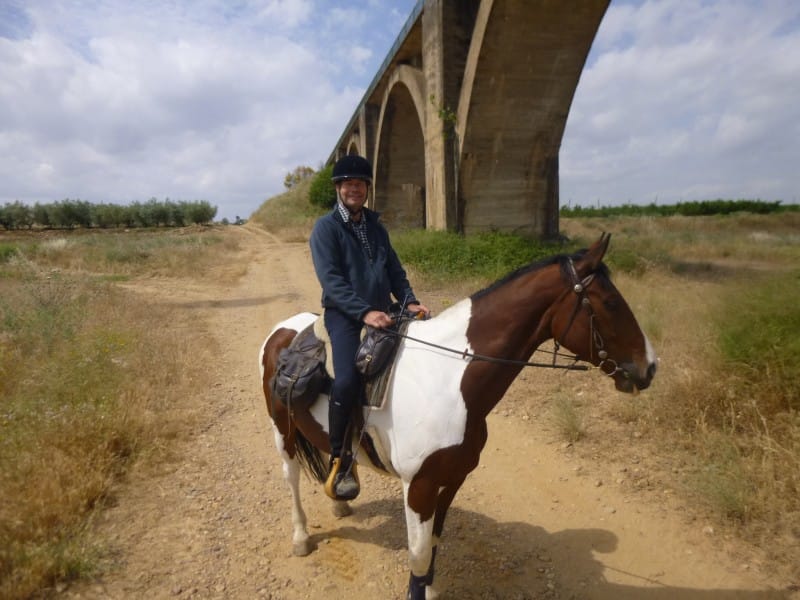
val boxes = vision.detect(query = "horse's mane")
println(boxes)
[470,247,611,300]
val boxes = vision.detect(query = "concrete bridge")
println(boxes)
[328,0,610,237]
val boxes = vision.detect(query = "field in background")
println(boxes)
[0,227,239,599]
[560,213,799,577]
[2,198,798,596]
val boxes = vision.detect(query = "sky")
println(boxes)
[1,0,798,222]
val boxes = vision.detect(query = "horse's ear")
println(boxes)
[583,232,611,270]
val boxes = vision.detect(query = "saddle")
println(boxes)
[269,323,330,412]
[270,311,412,412]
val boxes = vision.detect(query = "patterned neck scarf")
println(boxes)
[337,200,372,260]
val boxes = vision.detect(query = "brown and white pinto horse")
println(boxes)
[259,234,656,599]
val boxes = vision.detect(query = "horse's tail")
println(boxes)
[294,428,329,484]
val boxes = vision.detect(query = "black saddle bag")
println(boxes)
[355,325,400,381]
[270,325,329,409]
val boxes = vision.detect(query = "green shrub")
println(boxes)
[550,395,586,442]
[308,165,335,209]
[0,242,17,263]
[250,179,326,240]
[690,434,752,521]
[605,246,649,276]
[392,229,566,282]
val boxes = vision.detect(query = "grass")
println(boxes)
[560,215,800,577]
[6,190,798,594]
[250,179,327,242]
[248,180,570,286]
[563,212,800,275]
[391,229,567,286]
[716,274,800,411]
[0,228,228,599]
[550,394,586,443]
[1,226,239,279]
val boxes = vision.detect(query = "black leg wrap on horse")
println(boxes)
[407,573,427,600]
[425,545,437,586]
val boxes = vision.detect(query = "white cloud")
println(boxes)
[0,0,411,219]
[1,0,797,222]
[562,0,800,206]
[254,0,313,29]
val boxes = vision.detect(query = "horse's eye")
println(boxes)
[603,298,619,311]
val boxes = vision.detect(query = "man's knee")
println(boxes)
[331,369,360,404]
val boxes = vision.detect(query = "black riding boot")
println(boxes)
[325,400,360,500]
[325,452,360,501]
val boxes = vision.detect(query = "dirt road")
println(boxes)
[65,225,793,599]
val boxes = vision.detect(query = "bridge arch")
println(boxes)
[373,65,427,228]
[345,136,361,156]
[456,0,605,235]
[329,0,609,238]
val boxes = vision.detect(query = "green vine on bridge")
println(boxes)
[430,94,457,140]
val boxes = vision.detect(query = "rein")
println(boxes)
[387,328,589,371]
[385,259,609,373]
[385,258,627,377]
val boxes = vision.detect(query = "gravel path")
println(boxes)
[61,225,793,600]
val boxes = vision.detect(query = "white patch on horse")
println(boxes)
[370,298,474,481]
[644,333,657,367]
[310,393,330,436]
[278,312,318,335]
[403,481,436,575]
[630,313,658,378]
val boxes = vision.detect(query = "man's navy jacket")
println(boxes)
[309,206,417,322]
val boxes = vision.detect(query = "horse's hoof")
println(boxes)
[292,540,312,556]
[332,500,353,518]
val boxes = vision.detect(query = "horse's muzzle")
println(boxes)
[615,360,657,393]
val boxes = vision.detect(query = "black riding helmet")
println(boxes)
[331,155,373,184]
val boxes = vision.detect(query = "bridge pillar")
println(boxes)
[421,0,467,231]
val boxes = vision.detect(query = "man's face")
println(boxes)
[337,178,368,214]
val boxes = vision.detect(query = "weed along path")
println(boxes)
[65,224,793,600]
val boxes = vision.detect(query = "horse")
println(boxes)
[258,233,656,599]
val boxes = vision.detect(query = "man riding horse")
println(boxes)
[309,154,430,500]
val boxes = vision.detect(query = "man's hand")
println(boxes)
[363,310,394,329]
[407,302,432,319]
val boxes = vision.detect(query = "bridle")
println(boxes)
[556,257,624,378]
[386,258,624,376]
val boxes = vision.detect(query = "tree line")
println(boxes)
[0,199,217,230]
[560,199,797,218]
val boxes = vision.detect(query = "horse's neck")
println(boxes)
[468,266,564,359]
[455,267,567,419]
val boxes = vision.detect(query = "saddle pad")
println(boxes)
[312,311,335,378]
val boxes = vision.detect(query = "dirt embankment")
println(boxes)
[63,225,794,599]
